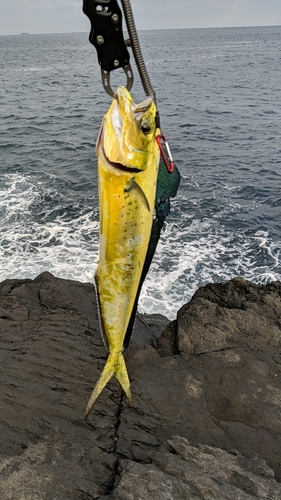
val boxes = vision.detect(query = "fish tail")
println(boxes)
[114,352,132,404]
[85,352,131,419]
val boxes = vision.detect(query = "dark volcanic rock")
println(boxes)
[0,274,281,499]
[113,436,281,500]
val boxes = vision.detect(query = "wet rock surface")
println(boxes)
[0,273,281,499]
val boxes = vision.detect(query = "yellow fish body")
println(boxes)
[86,86,160,417]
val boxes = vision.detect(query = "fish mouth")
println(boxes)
[102,146,141,174]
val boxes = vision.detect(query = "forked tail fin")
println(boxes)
[85,352,132,418]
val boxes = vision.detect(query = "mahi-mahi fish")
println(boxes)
[85,86,160,417]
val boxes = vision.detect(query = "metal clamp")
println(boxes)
[83,0,134,96]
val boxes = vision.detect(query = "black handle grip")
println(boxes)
[83,0,130,72]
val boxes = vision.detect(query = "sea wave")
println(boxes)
[1,28,281,318]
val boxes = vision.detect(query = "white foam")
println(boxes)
[254,230,280,267]
[138,214,281,319]
[0,173,280,320]
[23,67,52,72]
[0,173,99,284]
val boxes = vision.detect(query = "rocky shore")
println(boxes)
[0,272,281,499]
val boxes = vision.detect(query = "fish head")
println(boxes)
[98,86,158,171]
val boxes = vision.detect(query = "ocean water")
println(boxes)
[0,26,280,319]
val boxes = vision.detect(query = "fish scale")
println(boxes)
[96,172,153,336]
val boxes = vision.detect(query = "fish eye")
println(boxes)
[141,121,151,135]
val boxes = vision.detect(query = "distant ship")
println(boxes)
[20,32,29,36]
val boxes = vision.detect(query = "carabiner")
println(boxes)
[156,134,174,173]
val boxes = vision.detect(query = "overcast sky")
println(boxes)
[0,0,281,36]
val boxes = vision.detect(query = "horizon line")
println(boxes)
[1,23,281,37]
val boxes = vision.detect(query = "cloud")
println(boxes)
[0,0,280,35]
[133,0,281,29]
[0,0,88,35]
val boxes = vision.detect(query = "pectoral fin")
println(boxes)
[125,179,151,212]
